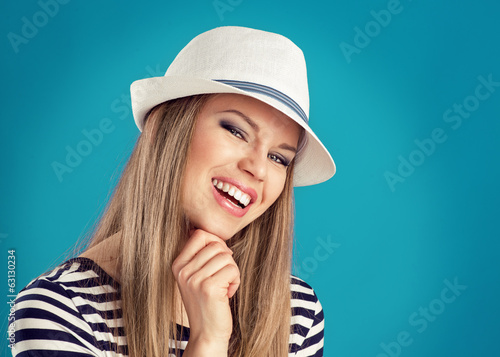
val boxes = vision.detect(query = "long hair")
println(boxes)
[84,94,297,356]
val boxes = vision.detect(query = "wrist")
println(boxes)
[183,335,229,357]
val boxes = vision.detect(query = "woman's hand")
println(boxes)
[172,229,240,355]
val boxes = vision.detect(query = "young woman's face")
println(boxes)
[181,94,302,240]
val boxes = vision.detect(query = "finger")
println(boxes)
[209,264,240,298]
[185,257,240,299]
[172,230,231,274]
[188,264,240,301]
[183,230,232,259]
[187,252,237,285]
[227,282,239,299]
[177,242,233,282]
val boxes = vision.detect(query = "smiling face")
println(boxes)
[181,93,302,240]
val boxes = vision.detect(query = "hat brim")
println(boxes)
[130,76,335,186]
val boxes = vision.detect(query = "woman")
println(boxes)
[10,26,336,357]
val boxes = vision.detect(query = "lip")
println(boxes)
[211,176,258,218]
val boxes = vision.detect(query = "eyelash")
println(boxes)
[221,122,291,167]
[227,126,245,140]
[221,122,247,141]
[269,153,291,167]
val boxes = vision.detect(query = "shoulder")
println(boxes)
[14,258,104,311]
[16,257,118,304]
[291,275,323,316]
[289,275,324,356]
[9,258,122,356]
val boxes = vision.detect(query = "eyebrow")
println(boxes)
[218,109,297,153]
[278,143,297,154]
[219,109,259,132]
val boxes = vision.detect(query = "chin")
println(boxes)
[213,226,240,241]
[190,218,238,241]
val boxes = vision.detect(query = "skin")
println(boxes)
[181,93,302,240]
[175,94,302,356]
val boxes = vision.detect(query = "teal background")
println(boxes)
[1,0,499,356]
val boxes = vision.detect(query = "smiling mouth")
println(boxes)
[212,179,251,209]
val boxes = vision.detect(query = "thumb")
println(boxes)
[227,281,240,299]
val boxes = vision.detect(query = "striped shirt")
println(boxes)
[9,257,324,356]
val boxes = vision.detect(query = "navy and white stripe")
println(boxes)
[214,79,309,125]
[9,257,324,357]
[289,277,324,356]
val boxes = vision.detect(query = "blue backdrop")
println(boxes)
[1,1,499,356]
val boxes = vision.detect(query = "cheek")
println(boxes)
[182,131,215,200]
[183,130,239,193]
[261,172,287,209]
[189,129,235,166]
[188,134,212,165]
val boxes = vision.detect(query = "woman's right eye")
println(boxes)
[221,122,246,141]
[228,127,243,139]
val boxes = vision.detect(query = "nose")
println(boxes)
[238,149,267,182]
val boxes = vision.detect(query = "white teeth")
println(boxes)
[241,194,250,206]
[212,179,253,207]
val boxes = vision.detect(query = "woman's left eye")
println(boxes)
[268,153,290,167]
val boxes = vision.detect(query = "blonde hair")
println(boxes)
[84,94,296,356]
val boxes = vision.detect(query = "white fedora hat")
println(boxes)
[130,26,336,186]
